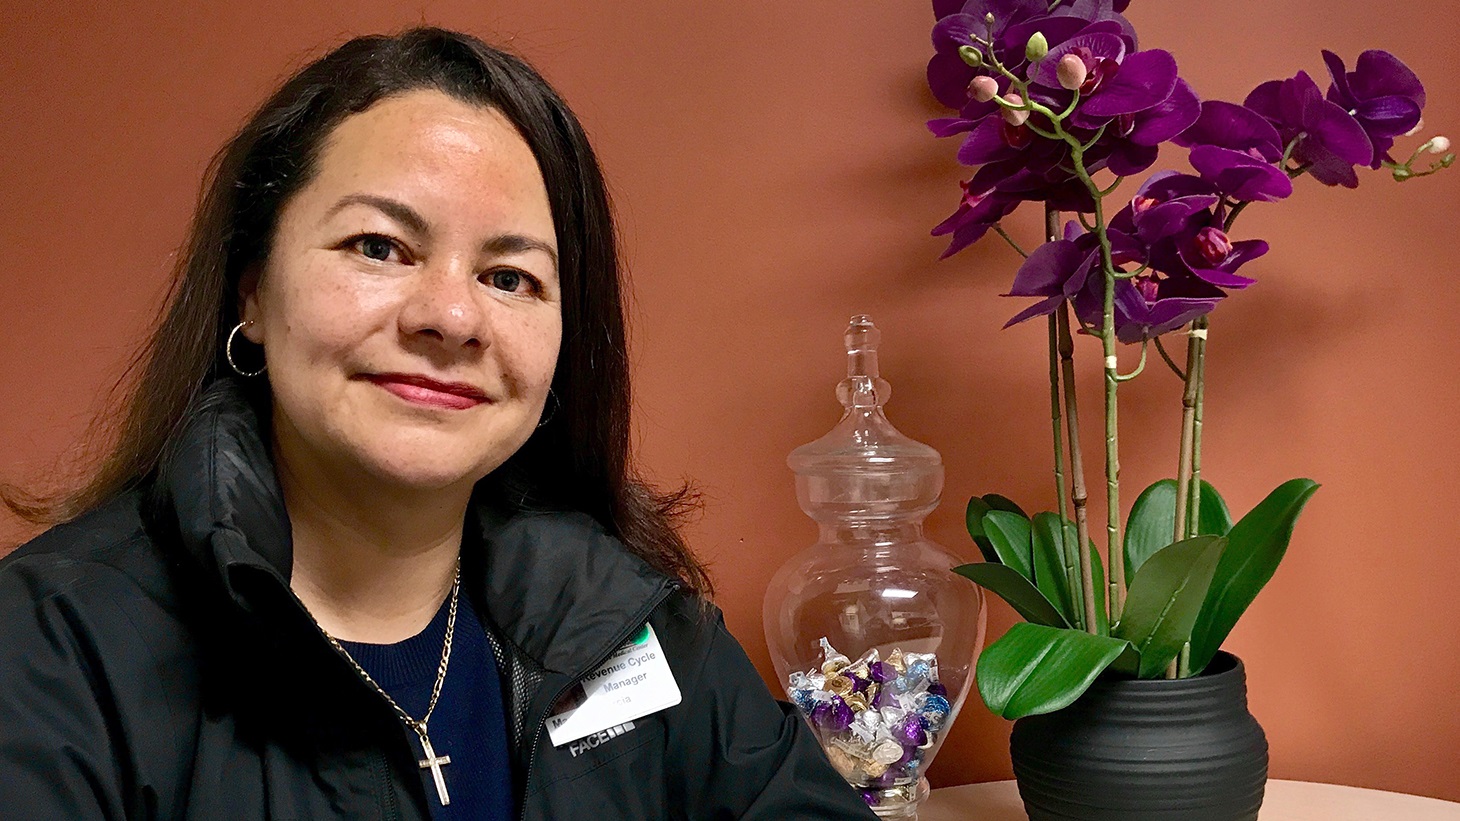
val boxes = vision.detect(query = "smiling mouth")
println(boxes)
[363,373,489,410]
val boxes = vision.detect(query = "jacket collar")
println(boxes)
[148,379,672,677]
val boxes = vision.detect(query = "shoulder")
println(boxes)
[0,493,204,819]
[1,490,175,612]
[0,490,193,696]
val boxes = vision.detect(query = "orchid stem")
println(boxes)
[1046,207,1085,633]
[1058,302,1100,635]
[995,224,1031,258]
[1056,129,1127,622]
[1173,322,1201,552]
[1049,311,1078,626]
[1223,201,1250,232]
[1154,336,1186,380]
[1114,340,1148,381]
[1187,317,1208,542]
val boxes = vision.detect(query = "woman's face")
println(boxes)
[240,89,561,495]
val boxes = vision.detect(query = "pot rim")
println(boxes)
[1089,649,1245,691]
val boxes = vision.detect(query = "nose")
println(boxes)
[397,259,487,350]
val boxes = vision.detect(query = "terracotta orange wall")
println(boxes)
[4,0,1458,802]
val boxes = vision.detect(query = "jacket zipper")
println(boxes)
[376,748,404,821]
[516,579,677,821]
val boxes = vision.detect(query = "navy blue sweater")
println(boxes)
[341,593,513,821]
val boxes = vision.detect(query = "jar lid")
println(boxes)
[788,316,942,512]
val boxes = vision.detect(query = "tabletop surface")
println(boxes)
[920,779,1460,820]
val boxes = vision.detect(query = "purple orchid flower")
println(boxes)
[1088,274,1226,343]
[930,101,1100,214]
[1004,217,1224,342]
[1322,49,1425,167]
[1003,224,1099,326]
[932,179,1020,258]
[1003,220,1141,326]
[1102,77,1201,175]
[927,0,1052,108]
[1170,100,1291,201]
[1171,209,1267,290]
[1173,100,1284,161]
[1187,145,1293,202]
[928,0,1137,112]
[1107,171,1220,244]
[1025,33,1180,131]
[1245,70,1372,188]
[1109,172,1268,290]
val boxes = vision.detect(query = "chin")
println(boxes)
[350,429,527,493]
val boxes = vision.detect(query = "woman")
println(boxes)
[0,28,874,820]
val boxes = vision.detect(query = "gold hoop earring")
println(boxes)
[226,321,266,378]
[536,389,559,429]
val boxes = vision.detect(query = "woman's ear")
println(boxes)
[237,262,264,343]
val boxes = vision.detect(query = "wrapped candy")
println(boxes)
[784,638,954,803]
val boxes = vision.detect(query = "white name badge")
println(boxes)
[546,623,682,747]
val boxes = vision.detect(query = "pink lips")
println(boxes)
[364,373,489,410]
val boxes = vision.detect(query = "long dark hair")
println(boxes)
[3,28,711,596]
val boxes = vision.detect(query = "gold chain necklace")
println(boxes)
[319,557,462,806]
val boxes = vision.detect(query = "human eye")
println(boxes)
[343,233,411,264]
[483,267,542,296]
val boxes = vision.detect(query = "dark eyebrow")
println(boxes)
[484,234,558,269]
[323,193,558,268]
[323,194,431,236]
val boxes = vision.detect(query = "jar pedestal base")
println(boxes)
[867,777,931,819]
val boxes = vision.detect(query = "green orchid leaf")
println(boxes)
[953,562,1070,628]
[1188,479,1320,673]
[982,510,1035,583]
[1030,514,1109,635]
[976,623,1135,719]
[1112,535,1226,678]
[1125,479,1233,580]
[965,497,999,564]
[1031,513,1076,627]
[982,494,1029,519]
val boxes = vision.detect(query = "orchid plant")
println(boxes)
[929,0,1451,719]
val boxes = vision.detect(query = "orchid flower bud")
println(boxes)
[1025,32,1049,62]
[968,76,999,103]
[1132,195,1159,215]
[1000,93,1029,126]
[1057,54,1088,91]
[958,45,984,68]
[1193,226,1234,265]
[984,12,996,24]
[1426,136,1451,154]
[1134,276,1160,303]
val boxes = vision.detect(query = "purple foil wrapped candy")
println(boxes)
[848,672,871,694]
[927,682,948,697]
[868,661,896,684]
[813,696,854,732]
[893,713,928,747]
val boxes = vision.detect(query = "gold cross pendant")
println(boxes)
[416,732,452,806]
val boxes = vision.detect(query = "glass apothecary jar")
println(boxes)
[763,316,987,819]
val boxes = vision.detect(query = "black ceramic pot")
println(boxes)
[1009,651,1267,820]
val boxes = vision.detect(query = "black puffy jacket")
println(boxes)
[0,384,876,820]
